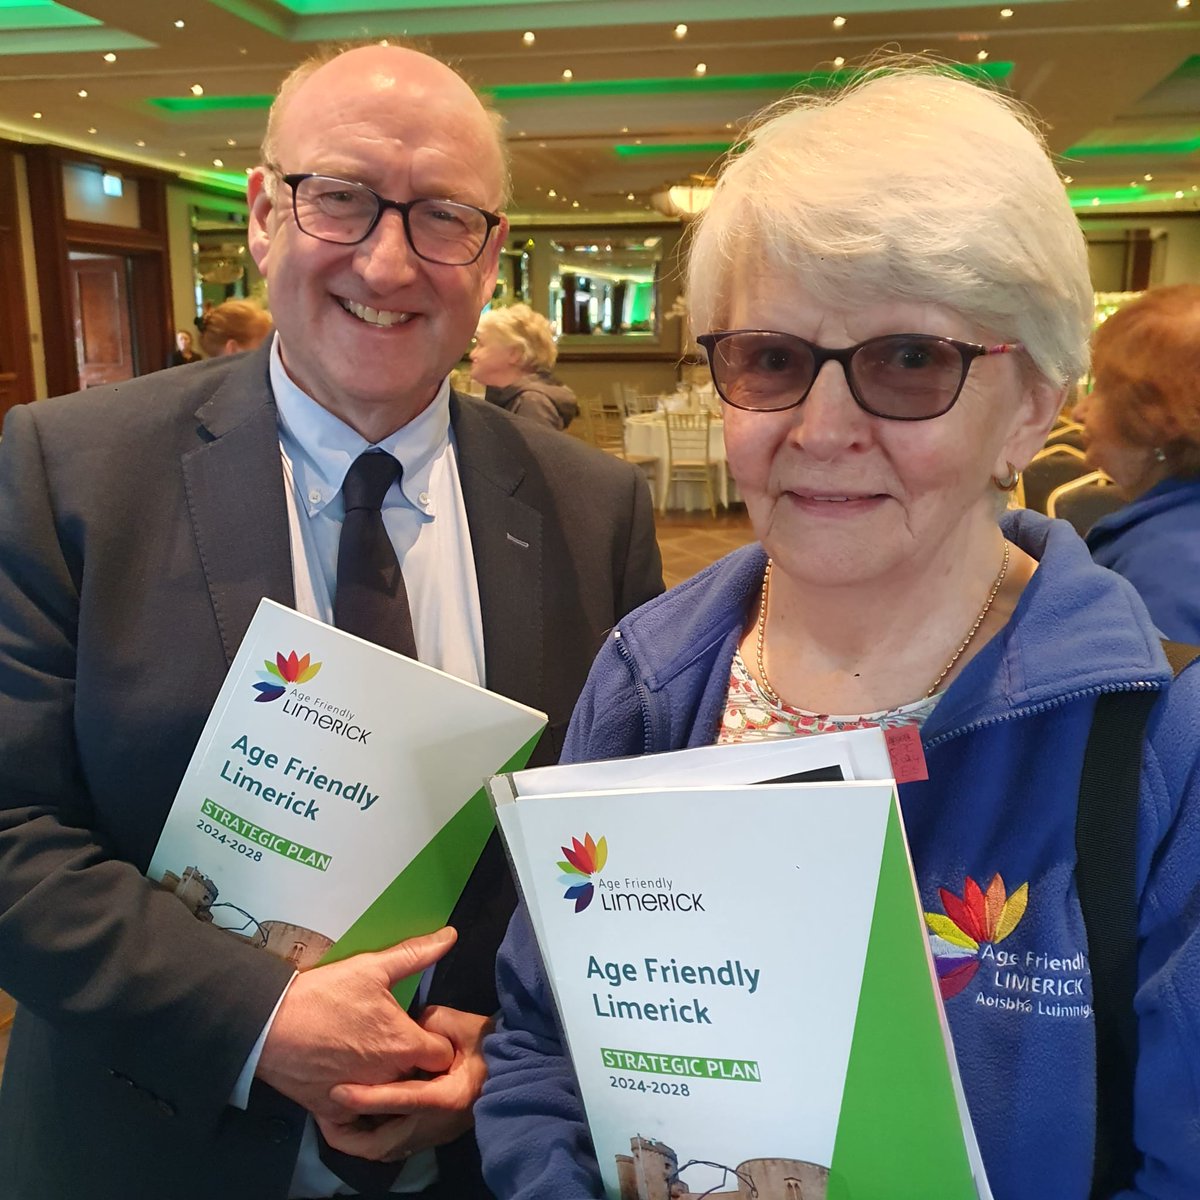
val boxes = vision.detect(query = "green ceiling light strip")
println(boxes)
[487,62,1011,104]
[1068,186,1184,210]
[615,141,732,158]
[1066,137,1200,158]
[181,169,251,197]
[149,95,274,113]
[0,0,99,29]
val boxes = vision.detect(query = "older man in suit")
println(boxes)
[0,45,662,1200]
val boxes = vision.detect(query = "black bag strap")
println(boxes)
[1078,640,1200,1200]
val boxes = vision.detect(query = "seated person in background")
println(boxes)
[476,63,1200,1200]
[199,297,274,357]
[470,303,578,430]
[1074,285,1200,643]
[169,327,202,366]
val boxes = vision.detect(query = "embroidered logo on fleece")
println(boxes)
[557,832,607,913]
[924,874,1028,1000]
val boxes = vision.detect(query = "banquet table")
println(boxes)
[623,410,737,512]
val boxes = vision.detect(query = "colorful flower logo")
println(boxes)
[557,833,607,913]
[924,873,1028,1000]
[253,650,322,703]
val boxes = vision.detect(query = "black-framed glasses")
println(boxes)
[697,329,1022,421]
[278,172,501,266]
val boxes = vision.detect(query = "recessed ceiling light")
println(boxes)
[213,158,224,167]
[1176,189,1185,197]
[1063,175,1073,183]
[87,127,97,134]
[626,192,635,200]
[174,18,185,28]
[832,15,846,28]
[517,130,527,137]
[1177,0,1190,9]
[226,138,237,146]
[178,150,187,158]
[135,139,146,147]
[572,200,580,208]
[538,141,547,148]
[1145,173,1154,181]
[1130,180,1138,187]
[976,49,989,61]
[1000,7,1014,16]
[103,52,117,63]
[724,122,733,129]
[1091,198,1100,206]
[620,126,629,133]
[694,62,707,76]
[239,47,248,55]
[635,139,643,145]
[77,89,88,98]
[190,84,204,96]
[674,24,688,39]
[561,68,573,80]
[833,56,846,67]
[548,188,557,198]
[32,111,42,119]
[523,30,536,45]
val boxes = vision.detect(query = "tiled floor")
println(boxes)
[0,506,755,1082]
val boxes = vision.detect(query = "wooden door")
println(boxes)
[70,254,134,389]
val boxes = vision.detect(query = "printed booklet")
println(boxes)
[148,598,546,1005]
[491,732,993,1200]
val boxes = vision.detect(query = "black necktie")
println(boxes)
[334,451,418,661]
[322,450,416,1193]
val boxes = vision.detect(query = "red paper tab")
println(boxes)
[884,723,929,783]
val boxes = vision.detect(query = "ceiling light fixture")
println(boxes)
[226,138,237,146]
[77,89,88,98]
[1000,6,1013,16]
[178,150,187,158]
[833,56,846,67]
[174,18,185,28]
[1091,198,1100,206]
[87,127,97,134]
[548,188,557,198]
[103,52,116,63]
[190,84,204,96]
[976,49,989,61]
[1176,190,1186,198]
[561,68,573,80]
[522,31,536,45]
[694,62,707,76]
[135,139,145,147]
[832,15,846,28]
[1145,173,1154,181]
[572,200,580,208]
[32,111,42,119]
[651,179,716,219]
[626,192,635,200]
[674,24,688,39]
[1177,0,1190,9]
[213,158,224,167]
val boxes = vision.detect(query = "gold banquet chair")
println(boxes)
[1046,470,1125,537]
[1018,443,1088,515]
[578,394,658,495]
[663,410,718,517]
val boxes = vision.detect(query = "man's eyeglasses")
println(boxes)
[277,172,501,267]
[697,329,1022,421]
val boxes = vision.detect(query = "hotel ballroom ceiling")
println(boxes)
[0,0,1198,219]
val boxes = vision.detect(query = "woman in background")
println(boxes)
[470,303,578,430]
[168,328,201,366]
[198,298,273,358]
[476,65,1200,1200]
[1075,285,1200,642]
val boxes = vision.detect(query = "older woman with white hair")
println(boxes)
[475,64,1200,1200]
[470,302,579,430]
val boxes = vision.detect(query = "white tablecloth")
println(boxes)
[623,411,737,511]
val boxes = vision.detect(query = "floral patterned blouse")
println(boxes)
[718,649,941,743]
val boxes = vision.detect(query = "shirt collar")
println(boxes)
[270,332,450,518]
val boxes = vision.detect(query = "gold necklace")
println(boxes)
[754,540,1011,710]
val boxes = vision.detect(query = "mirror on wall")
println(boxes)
[550,235,663,344]
[190,205,264,321]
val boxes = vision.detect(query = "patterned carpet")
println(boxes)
[0,507,756,1081]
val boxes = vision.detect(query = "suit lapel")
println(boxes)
[451,392,544,710]
[182,345,295,666]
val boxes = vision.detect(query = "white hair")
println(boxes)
[687,63,1092,389]
[476,303,558,373]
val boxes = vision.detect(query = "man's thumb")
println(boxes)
[375,926,457,985]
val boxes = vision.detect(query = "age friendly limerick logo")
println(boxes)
[253,650,322,704]
[924,873,1028,1000]
[557,832,607,913]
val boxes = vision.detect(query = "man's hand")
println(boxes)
[315,1006,494,1161]
[255,927,458,1120]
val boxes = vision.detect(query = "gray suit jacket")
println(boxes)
[0,344,663,1199]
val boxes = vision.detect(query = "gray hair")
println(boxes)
[476,303,558,373]
[687,63,1092,390]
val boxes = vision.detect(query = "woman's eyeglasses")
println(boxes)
[697,329,1022,421]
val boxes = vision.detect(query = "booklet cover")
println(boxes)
[494,742,991,1200]
[147,598,546,1004]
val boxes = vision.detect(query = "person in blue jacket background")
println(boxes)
[475,64,1200,1200]
[1075,284,1200,643]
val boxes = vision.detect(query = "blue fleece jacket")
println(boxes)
[478,511,1200,1200]
[1086,475,1200,644]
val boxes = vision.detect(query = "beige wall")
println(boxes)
[12,152,47,400]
